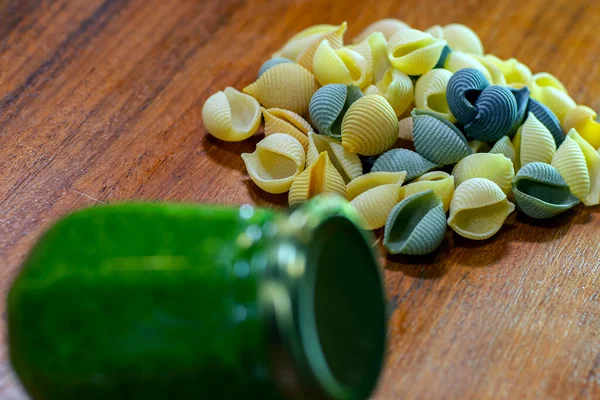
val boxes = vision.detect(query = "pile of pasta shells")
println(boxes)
[202,19,600,255]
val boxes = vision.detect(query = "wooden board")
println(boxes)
[0,0,599,398]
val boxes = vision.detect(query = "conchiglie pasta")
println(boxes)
[242,134,305,194]
[468,140,491,154]
[202,87,262,141]
[309,84,363,139]
[398,117,414,141]
[387,29,446,76]
[563,105,600,149]
[482,55,532,87]
[448,178,515,240]
[273,24,340,60]
[528,99,564,146]
[444,51,493,83]
[243,63,318,116]
[372,148,438,180]
[289,151,346,205]
[490,136,517,165]
[439,23,484,55]
[349,183,402,230]
[516,112,557,169]
[446,68,490,125]
[258,57,295,78]
[346,171,407,201]
[307,132,362,183]
[372,68,413,117]
[313,40,371,88]
[296,22,348,71]
[452,153,515,194]
[350,32,391,83]
[353,18,411,43]
[529,72,576,123]
[262,108,313,151]
[414,69,455,122]
[398,171,455,212]
[470,54,506,85]
[412,109,471,165]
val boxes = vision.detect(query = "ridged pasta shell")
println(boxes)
[483,55,532,87]
[346,171,407,201]
[387,29,446,76]
[258,57,295,78]
[518,112,557,168]
[373,68,414,117]
[444,51,493,83]
[452,153,515,194]
[313,40,372,88]
[349,183,402,230]
[202,87,262,142]
[289,151,346,205]
[446,68,490,125]
[565,129,600,206]
[551,133,590,201]
[468,140,491,153]
[296,23,347,72]
[512,162,579,219]
[341,94,399,156]
[425,25,444,39]
[384,190,447,255]
[415,69,455,122]
[399,171,455,212]
[464,86,518,142]
[441,24,484,55]
[490,136,517,165]
[353,18,411,43]
[274,25,340,60]
[243,63,318,116]
[563,105,600,149]
[398,117,414,141]
[242,134,305,194]
[448,178,515,240]
[434,45,452,69]
[309,84,363,139]
[529,72,575,123]
[262,108,312,151]
[509,87,531,135]
[412,109,471,165]
[527,99,564,146]
[471,54,507,85]
[372,149,438,180]
[307,132,362,183]
[350,32,390,83]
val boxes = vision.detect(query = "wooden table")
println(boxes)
[1,0,599,398]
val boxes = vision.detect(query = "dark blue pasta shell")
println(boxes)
[308,84,362,139]
[258,57,295,78]
[509,86,530,136]
[446,68,490,125]
[527,98,564,146]
[372,148,438,181]
[434,45,452,69]
[464,86,518,142]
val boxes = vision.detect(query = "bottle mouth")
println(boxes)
[261,196,387,400]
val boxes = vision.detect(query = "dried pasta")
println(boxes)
[490,136,517,165]
[371,68,414,117]
[563,105,600,149]
[306,132,362,183]
[468,140,491,154]
[258,57,295,78]
[398,117,413,141]
[289,151,346,205]
[296,23,348,72]
[482,55,532,87]
[202,87,262,141]
[353,18,411,43]
[516,112,556,169]
[273,24,339,60]
[444,51,493,83]
[350,32,391,83]
[346,171,407,201]
[414,69,455,122]
[398,171,455,212]
[439,23,484,55]
[349,183,403,230]
[463,85,518,142]
[262,108,313,151]
[529,72,576,123]
[309,84,363,138]
[313,40,371,88]
[452,153,515,195]
[387,29,446,76]
[412,109,471,165]
[446,68,490,124]
[528,98,564,146]
[372,148,438,180]
[509,87,530,135]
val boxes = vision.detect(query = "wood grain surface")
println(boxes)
[1,0,599,398]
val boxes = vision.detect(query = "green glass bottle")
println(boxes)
[7,196,387,400]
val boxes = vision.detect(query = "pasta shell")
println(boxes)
[313,40,372,89]
[372,148,438,181]
[306,132,362,183]
[243,63,318,116]
[444,51,493,83]
[296,23,347,72]
[509,86,531,135]
[350,32,391,83]
[387,29,446,76]
[202,87,262,142]
[399,171,455,212]
[512,162,579,219]
[425,25,444,39]
[551,133,590,201]
[289,151,346,205]
[384,190,447,255]
[517,112,557,168]
[360,155,379,174]
[434,45,452,69]
[464,85,518,142]
[398,117,414,141]
[527,99,564,146]
[563,105,600,149]
[446,68,490,125]
[412,109,471,165]
[341,94,399,156]
[448,178,515,240]
[565,129,600,206]
[353,18,411,43]
[349,183,402,230]
[309,84,363,139]
[471,54,507,85]
[242,134,305,194]
[262,108,312,151]
[441,24,484,55]
[373,68,414,117]
[452,153,515,195]
[490,136,517,165]
[415,69,455,122]
[483,55,532,87]
[529,72,575,123]
[468,140,491,154]
[274,24,340,60]
[258,57,295,78]
[346,171,407,201]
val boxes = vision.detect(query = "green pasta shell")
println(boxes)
[446,68,489,124]
[308,84,363,138]
[512,162,579,219]
[509,86,530,136]
[412,109,471,165]
[258,57,295,78]
[527,98,564,146]
[383,190,447,255]
[464,85,518,142]
[372,149,438,181]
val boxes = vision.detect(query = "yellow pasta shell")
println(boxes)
[529,72,575,123]
[415,69,455,122]
[373,68,413,117]
[262,108,313,151]
[346,171,407,201]
[296,22,347,72]
[551,133,590,201]
[313,40,371,89]
[483,55,531,87]
[567,129,600,206]
[444,51,493,83]
[243,63,318,116]
[349,183,402,230]
[563,105,600,149]
[341,94,399,156]
[518,112,557,168]
[442,24,484,55]
[471,55,506,85]
[399,171,455,212]
[289,151,346,205]
[398,116,413,141]
[468,140,491,154]
[307,132,363,183]
[452,153,515,195]
[387,29,446,76]
[202,87,262,141]
[274,24,340,60]
[353,18,411,43]
[490,136,517,165]
[448,178,515,240]
[242,134,305,194]
[350,32,391,83]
